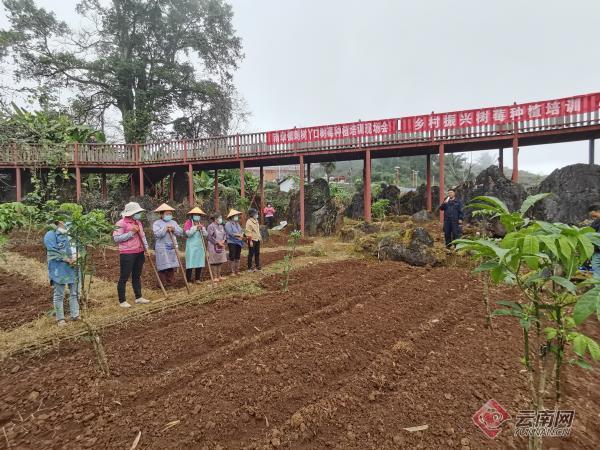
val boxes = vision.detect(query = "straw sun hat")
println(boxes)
[187,207,206,215]
[154,203,175,213]
[227,209,242,218]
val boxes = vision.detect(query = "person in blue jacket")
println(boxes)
[439,188,463,248]
[43,219,80,326]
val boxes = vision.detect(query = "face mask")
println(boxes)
[233,216,239,222]
[216,217,223,224]
[192,215,201,221]
[57,227,67,234]
[163,215,173,222]
[133,213,142,220]
[253,214,259,219]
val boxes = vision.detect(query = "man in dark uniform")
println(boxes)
[588,203,600,278]
[440,188,463,247]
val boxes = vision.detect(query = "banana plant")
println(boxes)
[455,194,600,450]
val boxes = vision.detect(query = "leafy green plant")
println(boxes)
[455,194,600,450]
[371,199,390,232]
[281,231,302,292]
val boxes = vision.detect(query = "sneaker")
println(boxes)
[247,268,255,272]
[219,276,227,281]
[71,316,80,321]
[119,302,132,308]
[135,297,150,304]
[57,320,67,327]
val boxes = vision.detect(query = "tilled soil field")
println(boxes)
[1,259,598,449]
[0,269,51,331]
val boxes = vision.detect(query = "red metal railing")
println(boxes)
[0,93,598,167]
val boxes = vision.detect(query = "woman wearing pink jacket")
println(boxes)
[113,202,151,308]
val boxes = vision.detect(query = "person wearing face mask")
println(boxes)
[245,208,262,272]
[153,203,184,286]
[113,202,151,308]
[184,207,208,283]
[43,217,80,326]
[224,209,244,276]
[207,212,228,281]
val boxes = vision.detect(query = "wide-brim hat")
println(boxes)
[121,202,145,217]
[227,208,242,219]
[154,203,175,213]
[188,207,206,215]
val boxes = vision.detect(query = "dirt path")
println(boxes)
[1,259,597,449]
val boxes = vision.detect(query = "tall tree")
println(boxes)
[0,0,243,143]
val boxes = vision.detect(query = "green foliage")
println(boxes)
[0,103,105,145]
[1,0,243,142]
[456,194,600,417]
[371,199,390,222]
[329,183,353,209]
[0,202,36,234]
[281,231,302,292]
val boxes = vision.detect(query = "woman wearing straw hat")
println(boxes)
[152,203,183,286]
[113,202,151,308]
[184,207,208,283]
[206,212,228,281]
[224,209,244,276]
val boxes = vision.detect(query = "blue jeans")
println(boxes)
[53,282,80,321]
[592,253,600,279]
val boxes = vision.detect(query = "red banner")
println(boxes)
[266,119,397,145]
[400,93,600,133]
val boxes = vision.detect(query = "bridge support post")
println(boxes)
[75,167,82,202]
[306,163,311,183]
[499,148,504,174]
[590,139,595,165]
[512,137,519,182]
[439,144,445,223]
[130,173,135,197]
[259,166,265,222]
[240,160,245,199]
[363,149,371,223]
[214,169,219,211]
[138,167,144,197]
[426,154,432,212]
[15,167,22,202]
[169,173,175,202]
[299,156,305,236]
[101,173,107,201]
[188,163,194,206]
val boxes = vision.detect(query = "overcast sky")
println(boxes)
[3,0,599,174]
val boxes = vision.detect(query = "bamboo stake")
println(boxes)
[146,251,168,299]
[169,230,191,294]
[135,228,168,299]
[197,226,215,285]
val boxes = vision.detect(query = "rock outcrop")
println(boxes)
[530,164,600,224]
[454,165,527,220]
[289,178,342,235]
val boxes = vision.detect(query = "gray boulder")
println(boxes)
[455,165,527,220]
[289,178,342,235]
[530,164,600,224]
[346,188,364,219]
[378,227,438,266]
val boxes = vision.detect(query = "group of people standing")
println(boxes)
[113,202,263,308]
